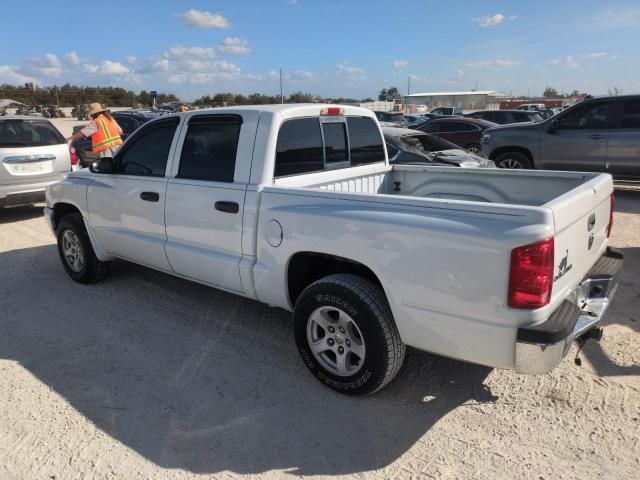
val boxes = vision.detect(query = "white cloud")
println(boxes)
[336,61,365,77]
[179,9,231,29]
[472,13,517,27]
[586,52,607,58]
[126,56,137,64]
[218,38,251,55]
[292,69,313,79]
[466,59,520,68]
[393,60,408,71]
[65,52,80,65]
[165,45,216,59]
[23,53,63,77]
[99,61,130,75]
[0,65,39,85]
[566,56,580,69]
[287,0,297,5]
[151,58,170,72]
[549,59,561,65]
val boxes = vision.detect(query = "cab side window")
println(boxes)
[116,118,178,177]
[178,115,242,183]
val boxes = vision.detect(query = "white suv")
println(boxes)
[0,116,72,208]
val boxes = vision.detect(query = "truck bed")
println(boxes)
[275,164,594,206]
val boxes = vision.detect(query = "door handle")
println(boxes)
[140,192,160,202]
[589,134,605,140]
[215,201,239,214]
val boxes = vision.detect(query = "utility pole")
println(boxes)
[280,69,284,104]
[407,75,411,95]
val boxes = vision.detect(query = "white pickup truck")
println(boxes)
[45,105,623,395]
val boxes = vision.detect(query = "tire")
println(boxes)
[465,143,482,155]
[495,151,533,169]
[56,212,110,283]
[293,273,405,395]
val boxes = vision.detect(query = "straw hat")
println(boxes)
[88,102,106,116]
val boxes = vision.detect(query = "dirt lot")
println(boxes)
[1,190,639,480]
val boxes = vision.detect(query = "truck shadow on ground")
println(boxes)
[0,204,45,224]
[581,245,640,377]
[0,244,495,476]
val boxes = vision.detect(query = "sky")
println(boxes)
[1,0,639,101]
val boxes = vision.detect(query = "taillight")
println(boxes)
[69,145,78,165]
[508,237,554,309]
[607,193,614,238]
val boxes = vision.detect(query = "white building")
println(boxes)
[404,90,508,112]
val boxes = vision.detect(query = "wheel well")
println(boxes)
[52,203,81,231]
[287,252,383,306]
[488,146,533,163]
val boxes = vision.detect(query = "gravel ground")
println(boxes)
[0,188,639,480]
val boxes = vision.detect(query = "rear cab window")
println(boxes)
[0,120,65,147]
[274,115,384,178]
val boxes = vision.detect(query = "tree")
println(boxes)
[378,87,401,101]
[608,86,623,96]
[543,86,559,98]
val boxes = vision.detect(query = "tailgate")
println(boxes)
[545,173,613,302]
[0,143,70,185]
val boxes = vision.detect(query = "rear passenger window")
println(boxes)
[178,115,241,183]
[620,99,640,129]
[347,117,385,165]
[322,122,348,164]
[275,118,324,177]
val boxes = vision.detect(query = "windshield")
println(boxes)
[398,134,456,153]
[0,120,65,147]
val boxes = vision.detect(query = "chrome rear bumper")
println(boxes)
[515,247,623,374]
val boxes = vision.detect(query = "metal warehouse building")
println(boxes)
[404,90,508,112]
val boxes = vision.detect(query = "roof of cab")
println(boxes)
[180,103,376,119]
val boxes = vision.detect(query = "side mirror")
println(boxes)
[90,157,114,174]
[548,119,559,134]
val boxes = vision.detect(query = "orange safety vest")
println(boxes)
[91,114,123,153]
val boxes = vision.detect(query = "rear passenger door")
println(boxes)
[606,98,640,179]
[164,113,258,292]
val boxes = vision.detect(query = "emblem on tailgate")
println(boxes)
[554,249,573,282]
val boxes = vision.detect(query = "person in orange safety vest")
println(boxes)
[66,103,123,158]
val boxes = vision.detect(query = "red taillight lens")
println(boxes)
[69,145,78,165]
[607,193,614,238]
[508,237,554,309]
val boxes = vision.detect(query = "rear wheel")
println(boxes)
[495,151,533,169]
[56,212,110,283]
[293,274,405,395]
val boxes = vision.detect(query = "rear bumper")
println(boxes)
[515,247,624,374]
[0,178,60,206]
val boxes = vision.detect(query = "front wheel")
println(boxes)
[293,274,405,395]
[494,151,533,169]
[56,212,111,283]
[465,143,482,155]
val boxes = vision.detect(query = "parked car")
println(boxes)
[416,117,497,154]
[71,110,158,168]
[373,111,407,126]
[516,103,546,112]
[0,116,72,207]
[482,94,640,179]
[46,104,622,395]
[402,115,430,129]
[71,104,90,121]
[383,127,495,168]
[465,110,543,125]
[431,106,463,116]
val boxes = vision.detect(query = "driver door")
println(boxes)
[87,117,181,271]
[538,100,612,172]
